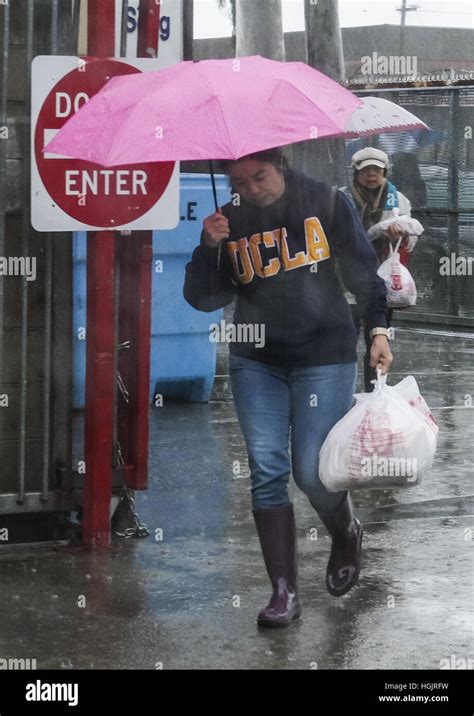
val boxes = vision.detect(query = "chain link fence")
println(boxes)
[346,86,473,326]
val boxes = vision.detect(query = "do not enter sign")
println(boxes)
[31,56,179,232]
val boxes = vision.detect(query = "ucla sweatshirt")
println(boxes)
[183,169,388,368]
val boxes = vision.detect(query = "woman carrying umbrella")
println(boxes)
[183,146,393,628]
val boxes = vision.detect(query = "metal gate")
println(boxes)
[0,1,79,527]
[0,1,154,546]
[0,0,165,549]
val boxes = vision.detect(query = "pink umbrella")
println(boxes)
[44,55,363,221]
[44,55,362,167]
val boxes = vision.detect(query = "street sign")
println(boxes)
[31,55,180,232]
[115,0,183,60]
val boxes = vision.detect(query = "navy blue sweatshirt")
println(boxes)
[183,169,388,368]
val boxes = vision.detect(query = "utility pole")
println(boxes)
[305,0,345,80]
[183,0,194,60]
[397,1,419,26]
[236,0,285,61]
[397,1,418,57]
[300,0,346,184]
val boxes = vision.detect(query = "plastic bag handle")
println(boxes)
[389,237,403,256]
[372,365,387,394]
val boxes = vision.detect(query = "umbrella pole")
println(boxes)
[209,160,223,270]
[209,160,219,212]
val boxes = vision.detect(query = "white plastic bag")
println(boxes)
[392,375,438,434]
[319,371,438,492]
[367,209,424,250]
[377,238,417,308]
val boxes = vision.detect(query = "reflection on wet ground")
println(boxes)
[0,328,472,669]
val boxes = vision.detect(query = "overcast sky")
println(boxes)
[194,0,474,38]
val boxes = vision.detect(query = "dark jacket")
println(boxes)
[183,169,388,368]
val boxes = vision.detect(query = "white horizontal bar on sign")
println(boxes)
[43,129,75,160]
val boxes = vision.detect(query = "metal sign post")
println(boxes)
[81,0,181,545]
[29,0,181,547]
[117,0,164,493]
[83,0,116,548]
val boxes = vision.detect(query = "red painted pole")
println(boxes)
[137,0,161,58]
[117,233,153,490]
[83,0,116,548]
[117,0,161,490]
[83,233,116,548]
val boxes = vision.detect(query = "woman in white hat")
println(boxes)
[343,147,419,391]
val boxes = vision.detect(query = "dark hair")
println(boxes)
[219,147,290,174]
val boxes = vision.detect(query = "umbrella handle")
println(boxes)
[209,160,219,213]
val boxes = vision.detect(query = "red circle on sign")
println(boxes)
[35,59,174,228]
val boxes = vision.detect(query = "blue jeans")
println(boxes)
[229,355,357,512]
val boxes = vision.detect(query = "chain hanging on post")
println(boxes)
[113,334,149,537]
[117,370,130,404]
[115,439,125,467]
[117,340,131,403]
[112,486,150,539]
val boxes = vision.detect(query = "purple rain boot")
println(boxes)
[253,504,301,628]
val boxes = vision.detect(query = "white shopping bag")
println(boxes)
[367,209,424,252]
[319,370,438,492]
[377,238,417,308]
[392,375,438,433]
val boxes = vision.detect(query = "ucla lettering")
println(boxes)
[304,218,331,263]
[260,231,281,277]
[227,217,331,283]
[228,237,255,284]
[281,227,307,271]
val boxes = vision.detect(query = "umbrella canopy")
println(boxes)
[337,96,429,138]
[44,55,362,166]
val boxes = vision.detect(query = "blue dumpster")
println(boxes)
[151,172,230,403]
[72,172,231,408]
[72,233,87,410]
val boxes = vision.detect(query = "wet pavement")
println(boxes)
[0,326,473,670]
